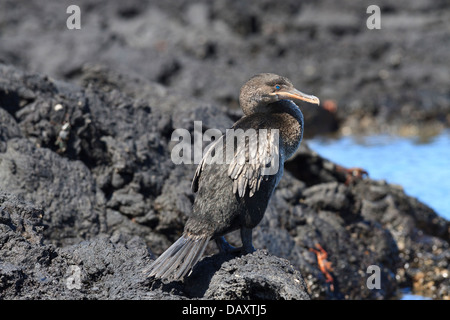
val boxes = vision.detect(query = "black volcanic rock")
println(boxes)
[0,61,448,299]
[0,138,105,246]
[0,192,310,300]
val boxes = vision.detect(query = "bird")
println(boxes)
[145,73,320,281]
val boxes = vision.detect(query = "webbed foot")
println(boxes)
[215,236,241,253]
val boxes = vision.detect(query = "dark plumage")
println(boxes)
[145,73,319,281]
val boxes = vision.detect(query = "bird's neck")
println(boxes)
[267,100,304,159]
[268,100,304,122]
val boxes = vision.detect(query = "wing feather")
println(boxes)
[192,128,280,198]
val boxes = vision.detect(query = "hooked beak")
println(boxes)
[273,88,320,105]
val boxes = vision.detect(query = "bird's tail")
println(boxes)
[144,234,211,281]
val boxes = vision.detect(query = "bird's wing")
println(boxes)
[191,136,224,193]
[192,129,280,198]
[227,129,280,197]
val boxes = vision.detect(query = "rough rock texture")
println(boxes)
[282,148,449,299]
[0,62,448,300]
[200,250,310,300]
[0,193,170,299]
[0,193,309,299]
[0,138,105,246]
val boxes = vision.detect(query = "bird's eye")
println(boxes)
[275,85,281,90]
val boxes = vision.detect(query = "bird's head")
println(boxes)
[239,73,320,115]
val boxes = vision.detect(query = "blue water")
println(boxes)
[399,288,433,300]
[401,293,432,300]
[307,130,450,220]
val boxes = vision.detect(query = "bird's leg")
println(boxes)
[215,236,239,253]
[215,229,256,254]
[240,227,256,254]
